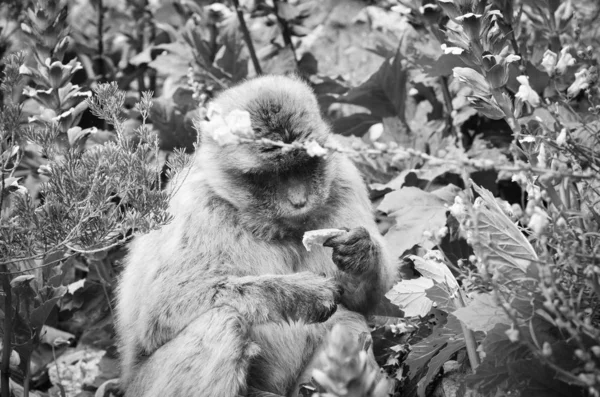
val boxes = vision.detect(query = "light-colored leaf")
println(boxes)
[410,250,459,294]
[468,183,538,281]
[378,187,451,258]
[452,293,511,332]
[385,277,434,317]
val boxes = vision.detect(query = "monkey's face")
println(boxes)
[200,75,336,227]
[236,151,332,221]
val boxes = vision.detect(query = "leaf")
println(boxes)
[385,277,434,317]
[452,293,511,332]
[416,339,466,397]
[332,113,381,137]
[425,283,456,313]
[469,183,538,282]
[404,315,464,396]
[418,53,469,77]
[410,251,459,293]
[215,14,249,83]
[452,67,491,97]
[336,50,408,124]
[276,2,301,20]
[378,187,450,258]
[30,296,62,330]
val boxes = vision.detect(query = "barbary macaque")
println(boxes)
[116,75,396,397]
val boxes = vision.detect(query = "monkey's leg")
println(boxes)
[125,307,259,397]
[245,308,377,397]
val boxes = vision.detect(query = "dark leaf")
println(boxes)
[332,113,381,137]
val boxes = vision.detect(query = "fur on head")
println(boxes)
[197,75,337,237]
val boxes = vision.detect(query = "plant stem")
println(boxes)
[1,267,12,397]
[439,75,455,137]
[455,290,480,370]
[231,0,262,75]
[97,0,104,81]
[23,355,31,397]
[272,0,298,65]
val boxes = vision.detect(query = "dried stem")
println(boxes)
[231,0,262,75]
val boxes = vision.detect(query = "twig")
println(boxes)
[97,0,105,81]
[272,0,298,65]
[439,75,455,137]
[231,0,262,75]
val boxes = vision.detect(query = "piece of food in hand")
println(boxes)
[303,229,346,252]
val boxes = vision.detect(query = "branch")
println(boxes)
[231,0,262,75]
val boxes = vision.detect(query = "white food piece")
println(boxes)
[302,228,346,252]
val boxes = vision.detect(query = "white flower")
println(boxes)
[225,109,254,139]
[210,124,240,146]
[537,142,548,168]
[567,68,590,97]
[449,196,467,222]
[305,140,328,157]
[555,46,576,74]
[556,128,567,146]
[527,206,549,236]
[368,123,384,141]
[505,327,519,342]
[541,50,558,75]
[441,43,464,55]
[515,76,540,108]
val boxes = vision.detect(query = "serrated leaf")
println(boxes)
[378,187,450,258]
[452,293,511,332]
[385,277,434,317]
[469,183,538,281]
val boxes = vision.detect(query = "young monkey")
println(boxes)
[116,75,396,397]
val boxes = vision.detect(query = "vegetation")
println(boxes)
[0,0,599,396]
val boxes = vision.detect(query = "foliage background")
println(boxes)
[1,0,600,396]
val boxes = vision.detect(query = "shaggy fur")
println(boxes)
[116,75,396,397]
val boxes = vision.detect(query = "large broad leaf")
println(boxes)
[214,14,249,83]
[452,292,511,332]
[336,50,409,126]
[468,183,538,282]
[378,187,453,258]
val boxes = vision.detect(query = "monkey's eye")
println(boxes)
[259,144,278,153]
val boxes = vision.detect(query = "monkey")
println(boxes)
[115,74,397,397]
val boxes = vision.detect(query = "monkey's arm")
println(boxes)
[137,272,341,354]
[323,155,398,314]
[324,227,394,315]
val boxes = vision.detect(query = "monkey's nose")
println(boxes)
[289,196,307,209]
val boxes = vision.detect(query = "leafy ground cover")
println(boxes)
[1,0,600,396]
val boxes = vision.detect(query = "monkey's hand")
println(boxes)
[323,227,379,276]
